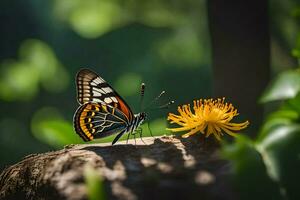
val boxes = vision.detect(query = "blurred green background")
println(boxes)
[0,0,296,162]
[0,0,214,168]
[0,1,300,198]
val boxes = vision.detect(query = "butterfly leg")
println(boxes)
[147,122,155,138]
[133,132,137,145]
[126,131,131,144]
[136,127,146,145]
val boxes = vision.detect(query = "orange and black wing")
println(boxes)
[76,68,133,121]
[73,103,129,141]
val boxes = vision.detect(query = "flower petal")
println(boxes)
[166,98,249,140]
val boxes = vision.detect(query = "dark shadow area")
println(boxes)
[175,134,236,200]
[82,136,236,200]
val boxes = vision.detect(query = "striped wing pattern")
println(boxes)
[74,103,128,141]
[74,69,134,141]
[76,69,133,121]
[76,69,118,105]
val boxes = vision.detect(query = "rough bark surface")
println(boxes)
[0,135,236,200]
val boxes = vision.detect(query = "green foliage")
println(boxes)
[0,0,213,169]
[54,0,125,38]
[224,66,300,199]
[114,72,142,97]
[52,0,210,67]
[140,118,170,136]
[157,29,205,66]
[52,0,200,38]
[0,39,69,101]
[223,124,300,199]
[84,165,106,200]
[257,125,300,200]
[222,136,282,200]
[259,69,300,103]
[258,107,299,140]
[31,107,83,148]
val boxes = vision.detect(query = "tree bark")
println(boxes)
[207,0,270,136]
[0,135,235,200]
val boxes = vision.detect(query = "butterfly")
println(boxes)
[73,68,147,145]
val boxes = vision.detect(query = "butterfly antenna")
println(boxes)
[140,83,146,111]
[144,90,166,111]
[148,100,175,111]
[158,100,175,109]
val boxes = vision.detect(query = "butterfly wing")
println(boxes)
[74,103,128,141]
[76,68,133,121]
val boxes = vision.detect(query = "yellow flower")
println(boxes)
[167,98,249,140]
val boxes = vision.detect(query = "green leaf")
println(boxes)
[260,70,300,103]
[258,109,299,141]
[0,61,39,101]
[68,1,123,38]
[0,39,69,101]
[282,93,300,114]
[291,48,300,58]
[31,107,83,148]
[222,136,282,200]
[256,125,300,200]
[84,165,106,200]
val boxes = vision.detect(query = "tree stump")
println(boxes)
[0,135,236,200]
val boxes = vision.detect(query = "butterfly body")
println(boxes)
[73,69,146,145]
[130,112,146,134]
